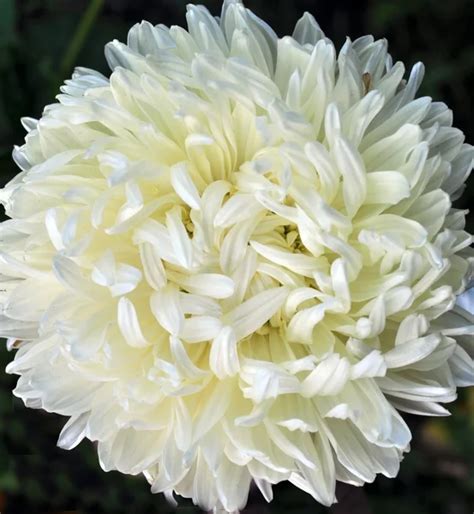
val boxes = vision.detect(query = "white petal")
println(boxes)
[351,350,387,379]
[150,285,183,335]
[220,216,260,274]
[138,242,167,290]
[301,354,351,396]
[227,286,288,340]
[180,316,223,343]
[174,273,235,299]
[166,207,193,269]
[170,162,201,210]
[264,421,315,469]
[254,478,273,503]
[193,380,233,442]
[216,458,252,512]
[209,326,240,378]
[250,240,322,277]
[449,345,474,386]
[133,219,180,265]
[57,412,89,450]
[332,136,367,217]
[287,299,339,344]
[4,278,61,322]
[384,334,441,368]
[366,171,410,204]
[117,297,150,348]
[292,12,324,45]
[170,336,208,379]
[53,255,102,299]
[214,193,263,228]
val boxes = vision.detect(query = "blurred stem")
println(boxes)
[468,388,474,427]
[54,0,105,92]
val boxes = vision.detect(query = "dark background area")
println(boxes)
[0,1,473,513]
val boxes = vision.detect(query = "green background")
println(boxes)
[0,1,472,513]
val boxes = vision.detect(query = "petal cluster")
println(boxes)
[1,1,473,511]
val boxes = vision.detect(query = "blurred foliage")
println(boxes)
[0,0,473,513]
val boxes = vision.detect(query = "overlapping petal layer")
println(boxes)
[1,1,473,511]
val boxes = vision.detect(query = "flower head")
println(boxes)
[2,0,473,511]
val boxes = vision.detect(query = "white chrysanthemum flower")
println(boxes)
[2,0,473,511]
